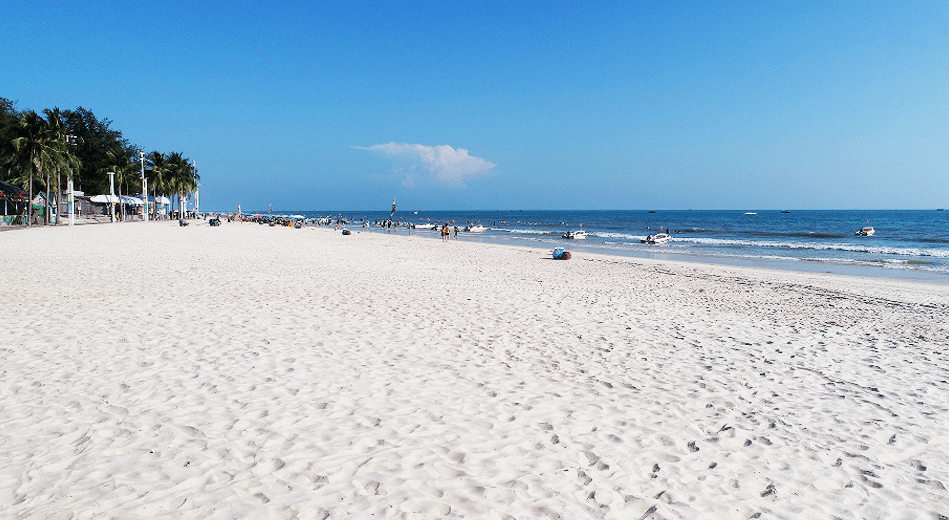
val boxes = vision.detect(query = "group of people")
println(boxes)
[441,223,460,242]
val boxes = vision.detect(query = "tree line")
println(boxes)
[0,96,199,222]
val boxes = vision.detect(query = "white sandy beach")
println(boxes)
[2,221,948,520]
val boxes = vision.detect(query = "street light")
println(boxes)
[193,160,198,216]
[140,150,148,222]
[106,171,116,223]
[66,134,76,226]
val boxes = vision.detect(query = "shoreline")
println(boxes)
[2,222,948,518]
[361,224,949,286]
[7,215,948,285]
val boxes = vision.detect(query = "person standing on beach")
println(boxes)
[441,223,450,242]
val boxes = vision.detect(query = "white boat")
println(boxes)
[465,225,487,232]
[641,233,671,244]
[744,212,757,215]
[562,230,588,239]
[855,226,875,236]
[413,223,436,230]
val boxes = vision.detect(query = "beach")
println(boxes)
[2,221,948,519]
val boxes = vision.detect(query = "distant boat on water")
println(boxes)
[271,210,949,279]
[642,233,671,244]
[745,212,757,215]
[781,210,791,213]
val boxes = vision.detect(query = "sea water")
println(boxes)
[290,209,949,283]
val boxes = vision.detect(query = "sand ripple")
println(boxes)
[1,223,947,519]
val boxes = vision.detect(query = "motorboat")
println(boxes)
[855,226,875,237]
[413,223,436,230]
[641,233,671,244]
[562,230,588,239]
[465,225,487,232]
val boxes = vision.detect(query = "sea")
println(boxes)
[275,209,949,284]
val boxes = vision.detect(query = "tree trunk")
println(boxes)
[45,174,50,225]
[27,153,34,227]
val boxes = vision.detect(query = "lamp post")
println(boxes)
[140,150,148,222]
[107,171,116,223]
[67,134,76,226]
[193,160,198,216]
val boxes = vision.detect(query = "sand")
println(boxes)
[1,221,947,520]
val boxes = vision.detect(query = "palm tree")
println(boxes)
[166,152,199,218]
[145,151,168,219]
[185,159,200,217]
[6,109,71,225]
[42,108,79,225]
[104,144,136,221]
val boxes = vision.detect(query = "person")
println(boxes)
[453,226,459,238]
[441,223,450,242]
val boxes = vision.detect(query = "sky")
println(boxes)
[2,1,947,211]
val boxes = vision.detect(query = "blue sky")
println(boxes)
[3,1,947,211]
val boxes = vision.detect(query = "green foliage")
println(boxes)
[140,150,200,214]
[145,150,167,196]
[6,109,71,192]
[0,98,20,177]
[61,107,131,195]
[1,97,201,213]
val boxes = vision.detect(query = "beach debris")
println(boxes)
[552,248,571,260]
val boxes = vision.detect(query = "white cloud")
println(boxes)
[356,143,495,188]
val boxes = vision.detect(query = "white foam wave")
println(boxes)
[664,237,949,258]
